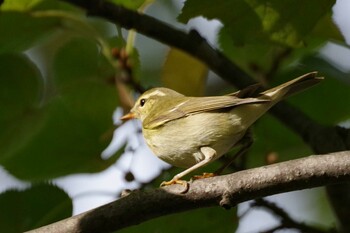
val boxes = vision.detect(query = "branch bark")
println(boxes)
[28,151,350,233]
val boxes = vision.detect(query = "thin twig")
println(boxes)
[252,198,337,233]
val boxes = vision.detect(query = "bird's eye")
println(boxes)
[140,98,146,107]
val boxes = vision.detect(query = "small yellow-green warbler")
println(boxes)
[122,72,322,187]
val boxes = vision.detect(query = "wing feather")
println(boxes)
[143,95,270,129]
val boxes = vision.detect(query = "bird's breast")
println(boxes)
[142,111,247,168]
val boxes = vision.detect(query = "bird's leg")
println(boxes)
[215,130,253,175]
[192,131,253,181]
[160,147,217,188]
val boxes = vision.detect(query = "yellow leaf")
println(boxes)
[161,48,208,96]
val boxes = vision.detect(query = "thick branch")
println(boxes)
[28,151,350,233]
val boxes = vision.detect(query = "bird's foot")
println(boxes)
[191,172,216,180]
[160,179,189,193]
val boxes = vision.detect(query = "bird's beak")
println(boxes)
[121,112,136,121]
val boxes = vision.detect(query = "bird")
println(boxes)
[121,72,323,188]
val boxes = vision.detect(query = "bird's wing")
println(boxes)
[227,83,262,98]
[143,96,271,129]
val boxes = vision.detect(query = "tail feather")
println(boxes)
[262,72,323,101]
[227,72,323,130]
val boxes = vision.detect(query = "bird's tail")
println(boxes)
[233,72,323,129]
[262,72,323,101]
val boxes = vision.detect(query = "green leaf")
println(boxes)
[0,53,44,162]
[248,114,312,168]
[0,12,58,53]
[287,57,350,124]
[0,53,41,122]
[1,38,123,181]
[179,0,263,46]
[218,27,283,74]
[108,0,147,10]
[161,48,208,96]
[246,0,336,47]
[182,0,342,76]
[0,0,80,12]
[309,188,337,227]
[0,0,84,53]
[0,0,43,11]
[0,183,72,233]
[119,206,238,233]
[310,12,345,43]
[179,0,337,47]
[218,26,327,75]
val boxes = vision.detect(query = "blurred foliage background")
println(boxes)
[0,0,349,232]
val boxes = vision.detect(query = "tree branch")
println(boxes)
[28,151,350,233]
[60,0,254,88]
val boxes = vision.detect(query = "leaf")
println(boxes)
[246,0,337,47]
[312,188,337,225]
[218,27,285,74]
[0,183,72,233]
[218,23,344,76]
[1,38,124,181]
[0,53,41,121]
[108,0,147,10]
[0,12,58,53]
[0,0,43,11]
[181,0,343,76]
[0,0,80,11]
[161,48,208,96]
[0,53,44,162]
[310,12,345,43]
[119,206,238,233]
[0,0,84,54]
[179,0,263,46]
[179,0,338,47]
[285,57,350,124]
[248,114,312,168]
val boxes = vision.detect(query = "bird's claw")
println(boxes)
[160,179,189,193]
[191,172,216,180]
